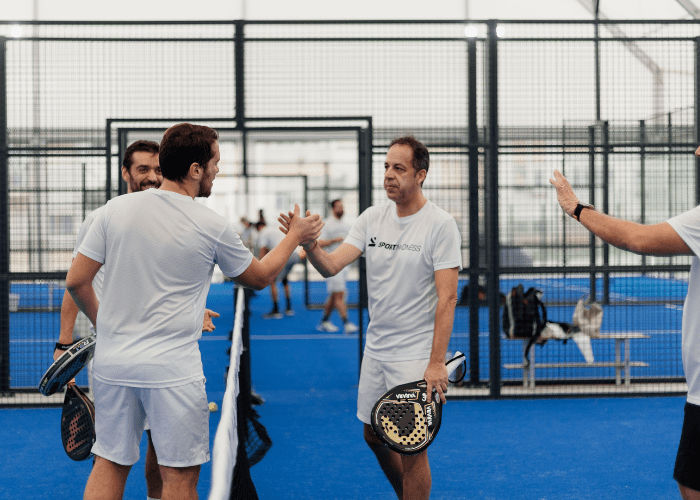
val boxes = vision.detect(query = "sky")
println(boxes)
[0,0,694,22]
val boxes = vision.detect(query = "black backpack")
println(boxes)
[502,285,548,365]
[503,285,546,339]
[502,284,578,365]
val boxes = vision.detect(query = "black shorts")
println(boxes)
[674,402,700,492]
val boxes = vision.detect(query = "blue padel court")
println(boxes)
[0,280,688,499]
[6,275,687,391]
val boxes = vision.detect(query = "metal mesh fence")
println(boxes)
[1,20,698,404]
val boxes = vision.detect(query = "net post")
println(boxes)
[237,287,252,432]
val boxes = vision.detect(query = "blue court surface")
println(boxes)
[7,275,687,389]
[0,280,689,499]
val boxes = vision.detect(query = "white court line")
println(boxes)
[251,334,357,340]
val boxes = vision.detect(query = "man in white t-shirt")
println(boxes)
[289,136,462,500]
[550,162,700,500]
[315,199,358,334]
[54,140,219,500]
[257,220,302,319]
[65,123,323,500]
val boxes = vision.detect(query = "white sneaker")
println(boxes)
[344,322,359,334]
[316,321,339,332]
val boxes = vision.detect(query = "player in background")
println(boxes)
[314,199,358,334]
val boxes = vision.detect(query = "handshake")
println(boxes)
[277,203,323,249]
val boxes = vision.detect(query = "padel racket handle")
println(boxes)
[445,351,464,377]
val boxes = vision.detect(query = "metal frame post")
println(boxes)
[602,121,610,303]
[358,122,373,378]
[467,37,480,386]
[695,37,700,206]
[0,37,9,392]
[588,126,597,300]
[485,20,501,397]
[639,120,646,268]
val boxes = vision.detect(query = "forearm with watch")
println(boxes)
[572,202,594,222]
[570,200,650,253]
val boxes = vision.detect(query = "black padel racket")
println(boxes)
[61,384,96,461]
[39,335,96,396]
[370,351,465,456]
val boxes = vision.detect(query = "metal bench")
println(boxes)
[503,333,650,388]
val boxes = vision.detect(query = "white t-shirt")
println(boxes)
[322,216,351,253]
[667,207,700,405]
[78,189,253,388]
[345,200,462,361]
[72,206,106,300]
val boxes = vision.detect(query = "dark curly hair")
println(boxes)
[159,123,219,182]
[122,140,159,172]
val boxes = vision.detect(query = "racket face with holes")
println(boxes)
[39,335,96,396]
[61,384,96,461]
[370,380,442,455]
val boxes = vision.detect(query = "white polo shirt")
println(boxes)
[345,200,462,361]
[667,207,700,405]
[78,189,253,388]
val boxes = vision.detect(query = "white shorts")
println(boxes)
[356,355,430,425]
[92,378,210,467]
[325,268,347,294]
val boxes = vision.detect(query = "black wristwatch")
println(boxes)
[573,203,594,221]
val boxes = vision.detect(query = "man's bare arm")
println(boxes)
[234,205,323,290]
[550,170,693,256]
[65,253,103,327]
[55,289,81,361]
[423,267,459,404]
[304,242,362,278]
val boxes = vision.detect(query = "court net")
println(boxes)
[209,287,272,500]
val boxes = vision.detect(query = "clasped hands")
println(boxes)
[278,203,323,249]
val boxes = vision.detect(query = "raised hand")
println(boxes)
[549,169,580,217]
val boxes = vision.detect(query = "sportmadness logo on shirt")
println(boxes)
[369,236,421,252]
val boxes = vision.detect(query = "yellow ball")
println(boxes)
[208,402,218,413]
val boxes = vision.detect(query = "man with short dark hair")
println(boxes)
[315,199,358,333]
[287,136,462,500]
[66,123,323,500]
[55,139,201,500]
